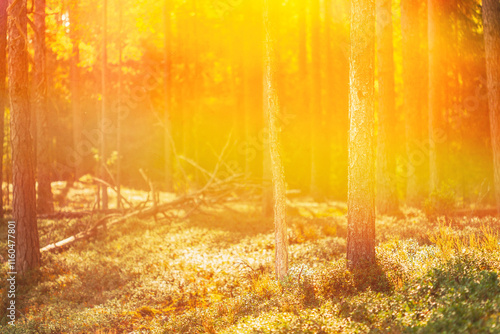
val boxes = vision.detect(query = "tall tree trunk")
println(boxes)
[69,1,81,181]
[261,0,272,218]
[428,0,445,194]
[323,0,335,199]
[35,0,54,214]
[264,0,288,280]
[0,0,7,219]
[8,0,40,274]
[375,0,398,214]
[116,1,123,208]
[347,0,376,269]
[329,2,350,201]
[309,0,327,200]
[163,0,173,192]
[483,0,500,214]
[298,0,309,187]
[401,0,428,206]
[192,0,201,186]
[100,0,108,209]
[243,0,263,179]
[261,0,277,218]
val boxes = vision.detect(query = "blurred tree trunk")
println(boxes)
[264,0,288,280]
[347,0,376,269]
[483,0,500,214]
[163,0,173,192]
[243,0,263,179]
[309,0,328,200]
[375,0,398,215]
[329,1,350,201]
[298,0,309,192]
[34,0,54,214]
[192,0,201,186]
[401,0,428,206]
[100,0,108,209]
[8,0,41,274]
[69,1,81,181]
[179,8,189,159]
[428,0,445,194]
[261,0,273,217]
[0,0,6,219]
[116,1,123,208]
[323,0,336,200]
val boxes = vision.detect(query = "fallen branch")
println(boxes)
[40,174,251,253]
[91,176,133,209]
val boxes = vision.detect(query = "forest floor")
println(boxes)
[1,183,500,333]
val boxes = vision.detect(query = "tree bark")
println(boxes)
[8,0,41,274]
[34,0,54,214]
[375,0,398,215]
[264,0,288,280]
[0,0,7,219]
[347,0,376,269]
[483,0,500,214]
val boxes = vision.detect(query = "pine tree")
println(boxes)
[375,0,398,215]
[35,0,54,214]
[0,0,7,218]
[483,0,500,214]
[264,0,288,280]
[347,0,376,269]
[8,0,41,274]
[402,0,428,206]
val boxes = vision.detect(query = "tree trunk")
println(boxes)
[329,2,350,201]
[375,0,398,215]
[0,0,7,219]
[116,1,123,208]
[483,0,500,214]
[298,0,309,188]
[242,0,264,183]
[8,0,41,274]
[428,0,445,194]
[401,0,428,206]
[34,0,54,214]
[192,0,201,186]
[309,0,328,200]
[100,0,108,209]
[69,1,82,181]
[164,0,173,192]
[262,0,272,218]
[264,0,288,280]
[347,0,376,269]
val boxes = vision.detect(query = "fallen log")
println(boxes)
[40,175,247,253]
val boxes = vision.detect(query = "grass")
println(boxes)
[0,190,500,333]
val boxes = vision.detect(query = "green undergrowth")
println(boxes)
[0,203,499,333]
